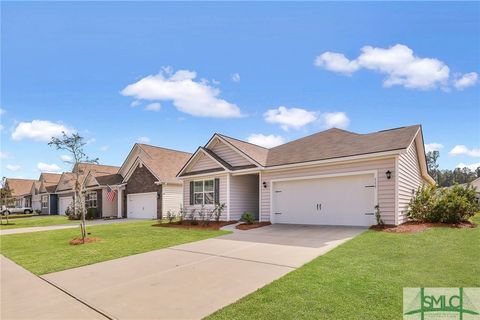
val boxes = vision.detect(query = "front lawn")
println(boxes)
[0,216,73,230]
[209,216,480,320]
[0,220,229,274]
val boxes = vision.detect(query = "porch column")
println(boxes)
[117,187,124,218]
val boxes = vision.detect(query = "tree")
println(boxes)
[0,177,13,225]
[426,151,440,181]
[425,151,478,187]
[49,132,98,242]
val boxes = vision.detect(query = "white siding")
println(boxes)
[229,174,259,220]
[397,143,424,224]
[32,194,41,211]
[186,153,222,172]
[162,183,184,214]
[102,188,118,217]
[210,140,252,166]
[183,173,228,220]
[260,158,397,225]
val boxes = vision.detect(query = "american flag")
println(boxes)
[106,185,117,202]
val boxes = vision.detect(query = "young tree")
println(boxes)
[426,150,440,181]
[49,132,98,242]
[0,177,13,225]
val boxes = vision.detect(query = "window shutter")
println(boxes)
[214,178,220,204]
[189,181,194,205]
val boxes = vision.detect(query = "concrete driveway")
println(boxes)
[43,224,365,319]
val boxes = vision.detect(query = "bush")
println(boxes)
[240,212,255,225]
[374,205,384,226]
[213,203,226,222]
[189,209,198,225]
[166,210,176,223]
[178,206,188,223]
[408,184,479,223]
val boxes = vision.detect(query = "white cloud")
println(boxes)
[231,73,241,82]
[6,164,21,172]
[454,72,478,90]
[0,151,9,159]
[320,112,350,129]
[144,102,161,112]
[449,145,480,157]
[0,108,5,115]
[456,162,480,171]
[130,100,141,107]
[60,155,72,162]
[121,68,242,118]
[247,134,285,148]
[137,136,150,143]
[86,138,96,144]
[100,145,109,152]
[264,106,317,131]
[314,44,475,90]
[424,143,444,153]
[37,162,62,173]
[11,120,70,142]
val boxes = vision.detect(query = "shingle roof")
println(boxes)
[57,163,121,191]
[6,178,36,197]
[41,173,62,184]
[265,125,421,167]
[137,144,192,183]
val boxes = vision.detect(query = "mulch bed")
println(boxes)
[370,221,477,233]
[69,237,101,245]
[153,220,237,231]
[236,222,271,230]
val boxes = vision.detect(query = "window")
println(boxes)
[86,191,97,208]
[193,180,215,205]
[42,195,48,208]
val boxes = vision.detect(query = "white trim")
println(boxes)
[127,191,158,197]
[122,157,162,183]
[231,170,261,176]
[226,173,231,221]
[199,148,231,171]
[118,143,143,178]
[178,170,227,180]
[258,171,262,222]
[269,170,378,223]
[395,155,399,226]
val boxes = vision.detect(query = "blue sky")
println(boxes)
[1,2,479,179]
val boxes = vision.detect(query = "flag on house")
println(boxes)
[106,185,116,202]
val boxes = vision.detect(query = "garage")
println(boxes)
[127,192,157,219]
[58,196,73,215]
[272,173,376,226]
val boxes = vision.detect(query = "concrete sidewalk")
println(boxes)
[0,255,106,319]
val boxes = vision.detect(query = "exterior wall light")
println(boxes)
[263,181,267,188]
[386,170,392,180]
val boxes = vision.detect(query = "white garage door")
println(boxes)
[272,173,376,226]
[127,192,157,219]
[58,196,73,215]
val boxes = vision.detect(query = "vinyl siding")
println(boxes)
[260,158,397,225]
[210,140,252,166]
[398,143,424,224]
[183,173,228,220]
[101,188,118,217]
[186,153,222,172]
[162,184,184,214]
[229,174,259,220]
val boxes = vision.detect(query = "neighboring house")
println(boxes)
[38,173,62,215]
[467,177,480,202]
[55,163,120,217]
[177,125,435,226]
[30,181,42,211]
[116,143,192,219]
[4,178,37,209]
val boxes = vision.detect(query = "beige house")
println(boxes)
[35,173,62,214]
[4,178,37,210]
[177,125,435,226]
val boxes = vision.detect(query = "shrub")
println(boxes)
[374,205,384,226]
[66,205,81,220]
[188,209,198,225]
[213,203,226,222]
[408,184,479,223]
[166,210,176,223]
[240,212,255,225]
[178,206,188,223]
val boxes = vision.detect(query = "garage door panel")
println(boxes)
[127,193,157,219]
[273,174,375,226]
[58,197,73,215]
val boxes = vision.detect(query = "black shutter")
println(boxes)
[189,181,194,205]
[214,178,220,204]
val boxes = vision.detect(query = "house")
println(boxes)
[55,163,120,217]
[38,173,62,215]
[177,125,435,226]
[116,143,192,219]
[4,178,37,209]
[467,177,480,202]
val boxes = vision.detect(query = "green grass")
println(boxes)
[0,220,229,274]
[0,216,73,229]
[209,216,480,320]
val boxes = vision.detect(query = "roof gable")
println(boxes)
[215,134,268,166]
[6,178,36,197]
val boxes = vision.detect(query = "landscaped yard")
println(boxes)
[209,215,480,320]
[0,220,229,274]
[0,216,73,230]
